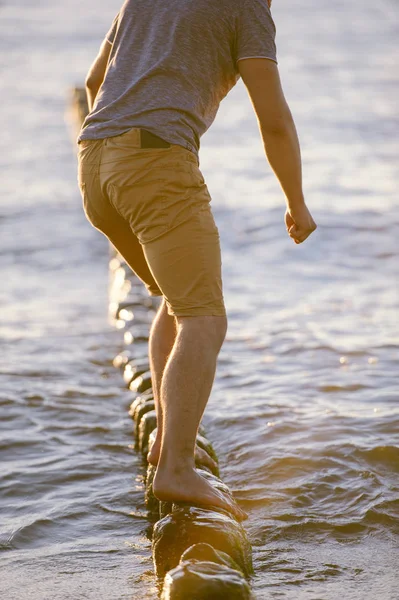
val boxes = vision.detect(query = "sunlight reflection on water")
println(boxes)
[0,0,398,599]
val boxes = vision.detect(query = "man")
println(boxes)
[77,0,316,521]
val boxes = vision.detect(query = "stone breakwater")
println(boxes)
[71,87,254,599]
[109,254,254,599]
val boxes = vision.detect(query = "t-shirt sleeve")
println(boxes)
[234,0,277,65]
[105,13,120,45]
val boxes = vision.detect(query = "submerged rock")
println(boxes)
[153,506,253,580]
[161,560,252,600]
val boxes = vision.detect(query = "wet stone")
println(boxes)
[135,401,156,438]
[124,329,150,345]
[196,434,218,465]
[196,469,234,504]
[161,561,252,600]
[128,392,154,420]
[116,306,135,323]
[198,424,207,437]
[159,500,174,519]
[129,370,152,394]
[153,506,253,580]
[180,542,243,572]
[195,451,219,478]
[113,352,130,370]
[123,359,150,386]
[138,410,157,455]
[145,464,160,514]
[147,428,157,454]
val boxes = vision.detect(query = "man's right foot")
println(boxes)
[153,465,247,521]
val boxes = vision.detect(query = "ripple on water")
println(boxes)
[1,0,398,598]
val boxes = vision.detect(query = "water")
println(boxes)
[1,0,398,598]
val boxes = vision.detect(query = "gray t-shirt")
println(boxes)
[77,0,277,157]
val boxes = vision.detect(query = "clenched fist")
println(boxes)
[285,203,317,244]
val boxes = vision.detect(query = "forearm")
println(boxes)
[85,83,101,112]
[260,113,304,209]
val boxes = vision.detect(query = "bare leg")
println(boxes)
[147,298,176,462]
[152,315,247,520]
[147,301,219,472]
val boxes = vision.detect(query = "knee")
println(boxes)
[178,315,227,353]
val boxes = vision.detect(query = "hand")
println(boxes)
[285,203,317,244]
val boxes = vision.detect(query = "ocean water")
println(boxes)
[0,1,398,599]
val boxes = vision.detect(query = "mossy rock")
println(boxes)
[153,506,253,580]
[198,424,207,437]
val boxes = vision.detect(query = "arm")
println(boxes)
[237,58,317,244]
[85,39,113,111]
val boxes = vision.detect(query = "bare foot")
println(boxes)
[153,465,247,521]
[148,439,218,473]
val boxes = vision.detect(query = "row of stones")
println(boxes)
[109,256,254,599]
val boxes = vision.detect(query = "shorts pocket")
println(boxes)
[107,161,205,245]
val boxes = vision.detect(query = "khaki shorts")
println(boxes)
[77,127,226,317]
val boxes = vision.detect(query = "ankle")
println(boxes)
[157,451,195,473]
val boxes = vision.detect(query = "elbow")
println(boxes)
[257,99,294,136]
[259,109,294,137]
